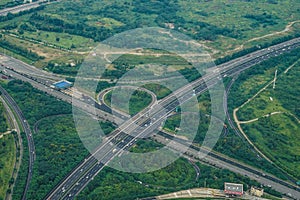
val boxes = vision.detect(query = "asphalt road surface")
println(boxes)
[0,37,299,199]
[45,38,300,199]
[0,63,126,124]
[0,0,43,16]
[0,0,54,16]
[155,132,300,199]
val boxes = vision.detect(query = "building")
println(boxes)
[250,186,264,197]
[51,80,73,90]
[224,182,243,196]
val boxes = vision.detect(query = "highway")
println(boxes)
[154,131,300,199]
[0,54,62,81]
[0,86,35,200]
[1,36,300,124]
[44,37,300,200]
[0,35,299,199]
[0,63,126,124]
[1,1,299,198]
[0,0,51,16]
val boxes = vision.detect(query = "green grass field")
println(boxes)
[0,34,85,69]
[242,113,300,179]
[142,83,172,100]
[0,101,14,199]
[0,46,33,64]
[102,51,192,80]
[233,50,300,179]
[0,0,22,7]
[22,30,96,51]
[177,0,300,55]
[0,102,8,133]
[0,0,14,6]
[104,88,153,116]
[0,134,16,199]
[0,0,299,72]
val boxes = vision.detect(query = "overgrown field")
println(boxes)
[0,101,14,199]
[229,47,300,179]
[0,0,299,76]
[0,134,15,200]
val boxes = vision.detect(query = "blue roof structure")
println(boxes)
[53,80,72,90]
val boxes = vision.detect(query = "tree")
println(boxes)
[9,178,14,185]
[18,29,24,35]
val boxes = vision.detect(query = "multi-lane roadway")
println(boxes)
[44,37,300,199]
[0,0,54,16]
[0,58,126,124]
[154,131,300,199]
[2,0,300,198]
[1,35,300,199]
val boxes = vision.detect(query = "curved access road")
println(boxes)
[98,85,158,118]
[45,37,300,200]
[0,95,23,200]
[0,86,35,200]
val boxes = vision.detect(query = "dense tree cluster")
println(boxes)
[24,0,240,44]
[3,80,71,124]
[96,81,115,93]
[45,62,79,76]
[29,13,113,42]
[1,80,116,199]
[244,13,278,27]
[12,132,29,200]
[27,115,89,199]
[0,103,7,133]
